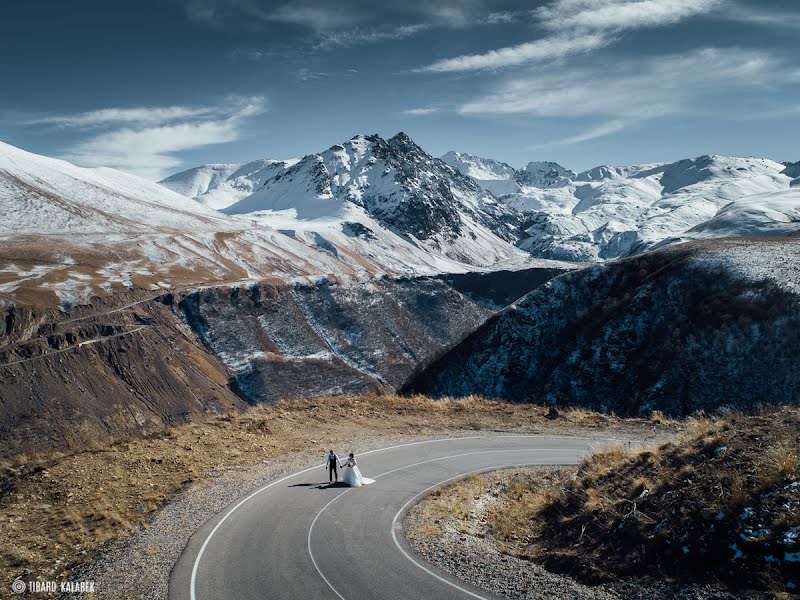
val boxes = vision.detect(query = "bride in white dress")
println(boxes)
[341,453,375,487]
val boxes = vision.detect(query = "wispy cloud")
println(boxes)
[458,48,784,119]
[263,4,358,30]
[30,105,224,128]
[527,120,628,149]
[483,11,519,25]
[215,2,528,57]
[537,0,721,33]
[724,1,800,30]
[294,68,328,81]
[314,24,432,50]
[184,0,358,31]
[417,0,721,73]
[419,33,609,73]
[401,106,442,116]
[37,96,267,180]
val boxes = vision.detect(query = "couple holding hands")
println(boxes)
[326,450,375,487]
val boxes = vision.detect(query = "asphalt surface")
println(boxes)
[169,435,600,600]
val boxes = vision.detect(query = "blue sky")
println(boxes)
[1,0,799,179]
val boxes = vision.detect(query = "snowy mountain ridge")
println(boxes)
[440,152,576,196]
[159,134,800,266]
[442,149,798,261]
[159,158,299,210]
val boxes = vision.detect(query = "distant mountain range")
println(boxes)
[438,150,798,261]
[0,137,556,309]
[162,133,800,263]
[1,132,798,308]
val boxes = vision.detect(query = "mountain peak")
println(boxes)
[347,133,380,144]
[388,131,423,153]
[515,161,575,189]
[389,131,413,143]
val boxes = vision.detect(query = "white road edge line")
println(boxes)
[390,464,553,600]
[307,493,351,600]
[189,435,537,600]
[307,449,547,600]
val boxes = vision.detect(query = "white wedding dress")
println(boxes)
[341,457,375,487]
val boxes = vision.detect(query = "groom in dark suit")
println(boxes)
[326,450,341,483]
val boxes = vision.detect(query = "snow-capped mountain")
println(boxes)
[443,150,798,261]
[688,187,800,239]
[440,151,521,197]
[440,152,575,195]
[0,139,559,308]
[223,133,530,269]
[516,161,575,188]
[0,140,366,306]
[0,140,229,234]
[159,135,798,268]
[159,158,298,210]
[516,155,795,261]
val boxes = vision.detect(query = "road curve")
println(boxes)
[169,435,602,600]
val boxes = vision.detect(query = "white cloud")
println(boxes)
[538,0,721,32]
[483,11,518,25]
[724,1,800,30]
[459,48,783,118]
[48,96,266,180]
[184,1,359,31]
[528,120,629,149]
[402,107,442,116]
[417,0,722,73]
[263,5,357,30]
[418,33,610,73]
[315,24,431,50]
[31,105,221,128]
[295,68,328,81]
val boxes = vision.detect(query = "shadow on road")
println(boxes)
[288,482,349,489]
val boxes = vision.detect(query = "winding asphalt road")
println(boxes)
[169,435,603,600]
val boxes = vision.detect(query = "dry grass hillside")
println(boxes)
[411,408,800,595]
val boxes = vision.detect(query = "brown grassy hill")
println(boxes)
[489,409,800,593]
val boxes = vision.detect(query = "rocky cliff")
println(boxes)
[405,239,800,416]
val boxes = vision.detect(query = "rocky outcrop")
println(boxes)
[405,239,800,416]
[783,161,800,188]
[175,277,496,403]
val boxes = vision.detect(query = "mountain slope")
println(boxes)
[159,159,297,210]
[0,140,228,234]
[687,187,800,238]
[405,238,800,416]
[440,151,521,197]
[0,141,360,308]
